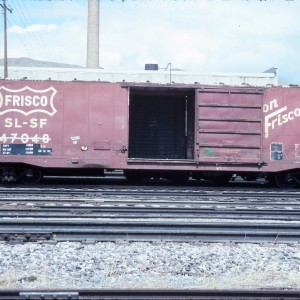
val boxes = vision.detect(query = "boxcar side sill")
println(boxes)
[127,158,266,167]
[127,159,196,165]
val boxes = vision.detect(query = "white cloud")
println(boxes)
[8,24,57,34]
[41,20,86,65]
[1,0,300,83]
[100,51,122,69]
[173,50,206,70]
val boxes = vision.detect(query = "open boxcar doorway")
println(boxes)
[128,87,195,160]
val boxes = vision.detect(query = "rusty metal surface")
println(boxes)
[262,87,300,171]
[196,89,263,164]
[1,79,300,175]
[0,80,128,170]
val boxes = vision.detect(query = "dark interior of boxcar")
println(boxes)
[128,87,195,160]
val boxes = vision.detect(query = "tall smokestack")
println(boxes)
[86,0,99,69]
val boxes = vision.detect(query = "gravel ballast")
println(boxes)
[0,241,300,289]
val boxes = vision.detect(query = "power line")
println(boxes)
[1,0,13,78]
[4,0,80,64]
[9,0,57,62]
[2,0,88,69]
[6,11,30,54]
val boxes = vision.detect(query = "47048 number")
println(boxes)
[0,133,51,144]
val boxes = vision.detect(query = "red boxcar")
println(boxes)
[0,79,300,187]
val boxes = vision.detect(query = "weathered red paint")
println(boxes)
[0,81,128,170]
[0,79,300,177]
[262,87,300,172]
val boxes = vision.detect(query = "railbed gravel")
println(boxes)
[0,241,300,289]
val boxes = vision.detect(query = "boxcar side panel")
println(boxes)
[0,80,124,170]
[0,80,64,166]
[262,87,300,172]
[88,83,129,169]
[62,82,89,162]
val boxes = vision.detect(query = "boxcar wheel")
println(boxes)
[0,167,17,183]
[211,174,232,185]
[124,170,143,183]
[20,168,42,185]
[275,172,297,188]
[166,172,190,184]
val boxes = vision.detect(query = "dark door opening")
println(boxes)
[128,88,195,160]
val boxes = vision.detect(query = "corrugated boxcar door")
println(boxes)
[196,89,263,164]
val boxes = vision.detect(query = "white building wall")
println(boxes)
[0,67,278,86]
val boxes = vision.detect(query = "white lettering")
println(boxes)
[4,118,12,128]
[288,111,294,120]
[29,118,48,128]
[4,94,49,107]
[0,86,57,116]
[263,99,279,113]
[29,118,38,128]
[40,96,47,106]
[39,119,47,128]
[4,118,48,129]
[14,118,22,128]
[265,105,300,138]
[12,95,20,106]
[25,95,31,106]
[264,106,287,138]
[4,95,12,105]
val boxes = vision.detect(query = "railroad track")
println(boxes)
[2,218,300,243]
[1,184,300,199]
[2,207,300,221]
[1,183,300,243]
[1,289,300,299]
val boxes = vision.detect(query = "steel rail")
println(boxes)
[2,219,300,243]
[1,185,300,243]
[100,190,300,198]
[0,185,297,198]
[1,207,300,222]
[1,187,300,198]
[1,195,300,206]
[0,289,300,299]
[3,205,300,213]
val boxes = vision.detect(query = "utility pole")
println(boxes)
[1,0,12,78]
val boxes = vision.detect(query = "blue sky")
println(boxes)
[1,0,300,84]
